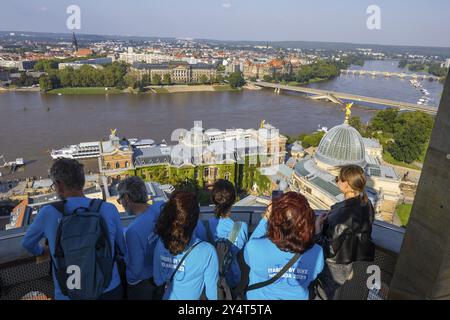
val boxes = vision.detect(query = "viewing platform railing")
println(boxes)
[0,206,404,300]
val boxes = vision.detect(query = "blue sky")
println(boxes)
[1,0,450,47]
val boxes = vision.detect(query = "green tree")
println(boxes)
[349,116,368,137]
[378,111,435,164]
[58,68,74,87]
[302,131,325,148]
[39,73,59,91]
[124,70,140,88]
[214,74,224,84]
[152,74,162,85]
[162,73,171,85]
[228,71,245,88]
[263,75,272,82]
[199,74,209,84]
[367,108,399,134]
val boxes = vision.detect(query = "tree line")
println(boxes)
[39,62,128,91]
[39,61,246,92]
[398,59,449,78]
[349,109,435,164]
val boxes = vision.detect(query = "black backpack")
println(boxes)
[203,220,242,300]
[52,199,115,300]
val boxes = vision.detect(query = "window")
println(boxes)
[224,172,231,181]
[115,162,120,169]
[106,163,111,170]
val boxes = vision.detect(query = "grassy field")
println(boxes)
[48,87,123,95]
[383,151,422,170]
[396,203,413,227]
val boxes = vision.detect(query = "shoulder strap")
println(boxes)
[168,241,204,285]
[51,200,66,216]
[228,221,242,244]
[89,198,103,213]
[246,253,301,292]
[203,220,214,243]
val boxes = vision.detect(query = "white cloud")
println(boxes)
[221,3,231,9]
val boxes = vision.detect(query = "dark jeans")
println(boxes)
[317,261,354,300]
[127,279,156,300]
[97,284,124,300]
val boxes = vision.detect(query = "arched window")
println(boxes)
[224,172,231,181]
[115,162,120,169]
[106,163,111,170]
[125,161,129,168]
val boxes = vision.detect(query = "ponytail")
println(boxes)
[211,179,236,218]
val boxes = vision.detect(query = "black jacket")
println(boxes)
[319,197,375,264]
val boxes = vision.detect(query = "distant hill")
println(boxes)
[1,30,450,57]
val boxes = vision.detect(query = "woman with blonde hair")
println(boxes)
[315,164,375,300]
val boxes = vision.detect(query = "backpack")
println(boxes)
[203,220,242,300]
[52,199,115,300]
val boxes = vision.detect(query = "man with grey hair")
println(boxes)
[118,176,165,300]
[22,159,127,300]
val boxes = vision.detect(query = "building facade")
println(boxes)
[131,62,217,84]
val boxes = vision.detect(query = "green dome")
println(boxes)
[315,123,366,168]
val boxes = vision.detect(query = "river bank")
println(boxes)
[1,84,242,95]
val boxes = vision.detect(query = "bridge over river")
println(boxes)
[340,69,440,81]
[252,81,438,115]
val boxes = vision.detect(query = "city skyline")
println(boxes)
[1,0,450,48]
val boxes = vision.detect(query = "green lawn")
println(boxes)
[48,87,123,95]
[383,151,422,170]
[396,203,413,227]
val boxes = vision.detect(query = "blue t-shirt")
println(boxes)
[22,197,127,300]
[195,217,248,288]
[153,237,219,300]
[124,201,165,285]
[244,218,324,300]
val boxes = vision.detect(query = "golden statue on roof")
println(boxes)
[110,128,117,136]
[344,103,354,124]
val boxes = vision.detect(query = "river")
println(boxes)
[0,60,444,179]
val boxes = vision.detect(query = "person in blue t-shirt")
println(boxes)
[153,191,219,300]
[22,159,127,300]
[195,179,248,290]
[244,192,324,300]
[118,176,165,300]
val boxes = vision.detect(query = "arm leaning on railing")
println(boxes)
[21,209,46,256]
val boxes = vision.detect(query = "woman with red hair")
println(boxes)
[243,192,324,300]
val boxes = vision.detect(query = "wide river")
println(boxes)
[0,60,444,179]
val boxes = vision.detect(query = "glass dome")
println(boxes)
[315,123,366,168]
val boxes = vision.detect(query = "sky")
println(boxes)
[1,0,450,47]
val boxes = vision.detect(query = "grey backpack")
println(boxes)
[53,199,115,300]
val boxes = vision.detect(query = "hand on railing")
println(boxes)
[315,212,329,235]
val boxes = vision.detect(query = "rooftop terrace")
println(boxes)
[0,206,403,300]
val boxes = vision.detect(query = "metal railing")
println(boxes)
[0,206,404,300]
